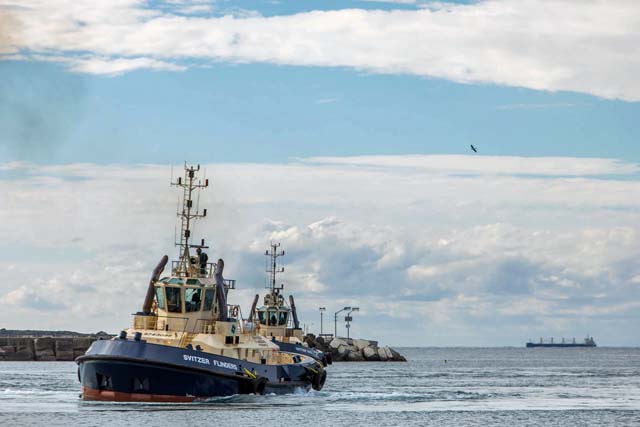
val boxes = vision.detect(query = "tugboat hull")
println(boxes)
[79,359,257,401]
[77,339,323,402]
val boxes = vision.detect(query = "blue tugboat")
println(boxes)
[76,164,326,402]
[246,244,331,367]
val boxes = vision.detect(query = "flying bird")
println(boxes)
[470,144,477,153]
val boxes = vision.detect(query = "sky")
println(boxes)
[0,0,639,346]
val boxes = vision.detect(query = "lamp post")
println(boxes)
[345,307,359,339]
[334,306,351,338]
[319,307,326,336]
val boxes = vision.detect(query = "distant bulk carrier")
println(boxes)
[526,336,596,348]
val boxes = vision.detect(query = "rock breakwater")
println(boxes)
[0,330,113,361]
[304,334,406,362]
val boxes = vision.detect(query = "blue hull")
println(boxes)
[77,338,324,401]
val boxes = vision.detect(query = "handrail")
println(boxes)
[171,260,216,278]
[194,318,216,334]
[132,314,189,334]
[169,260,237,287]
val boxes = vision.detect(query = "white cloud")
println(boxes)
[1,0,639,100]
[68,56,187,75]
[1,156,639,345]
[301,154,640,176]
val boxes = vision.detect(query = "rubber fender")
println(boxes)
[252,377,268,395]
[312,369,327,391]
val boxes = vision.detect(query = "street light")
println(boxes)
[319,307,326,336]
[345,307,359,339]
[334,306,351,338]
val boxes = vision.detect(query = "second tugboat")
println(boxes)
[247,243,331,367]
[76,164,326,402]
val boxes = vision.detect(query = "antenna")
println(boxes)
[171,163,209,277]
[265,242,285,294]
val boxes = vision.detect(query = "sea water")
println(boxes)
[1,347,639,426]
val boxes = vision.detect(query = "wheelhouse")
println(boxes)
[154,278,217,315]
[257,306,290,327]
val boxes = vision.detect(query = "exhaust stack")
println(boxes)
[249,294,259,321]
[215,258,229,320]
[289,295,300,329]
[142,255,168,314]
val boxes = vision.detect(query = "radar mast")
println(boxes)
[171,163,209,277]
[265,242,284,296]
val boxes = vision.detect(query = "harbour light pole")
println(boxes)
[319,307,326,336]
[334,307,351,338]
[345,307,359,339]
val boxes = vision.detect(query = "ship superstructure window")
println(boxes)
[203,288,215,311]
[155,286,166,310]
[185,288,202,312]
[166,286,182,313]
[268,309,278,326]
[258,310,266,324]
[278,311,288,326]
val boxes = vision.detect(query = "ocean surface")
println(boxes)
[1,347,639,426]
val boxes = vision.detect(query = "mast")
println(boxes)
[265,242,284,296]
[171,163,209,277]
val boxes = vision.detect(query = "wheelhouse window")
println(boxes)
[203,288,215,311]
[166,286,182,313]
[258,310,266,325]
[185,287,202,312]
[154,286,166,310]
[268,309,278,326]
[278,311,288,326]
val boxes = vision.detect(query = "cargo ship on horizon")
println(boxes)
[526,336,596,348]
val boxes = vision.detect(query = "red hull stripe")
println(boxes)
[82,387,198,403]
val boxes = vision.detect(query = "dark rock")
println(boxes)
[35,338,56,360]
[346,350,365,361]
[55,339,74,361]
[1,345,15,354]
[35,337,54,352]
[73,337,93,351]
[389,347,407,362]
[0,335,106,361]
[304,334,319,349]
[362,346,380,361]
[55,338,73,352]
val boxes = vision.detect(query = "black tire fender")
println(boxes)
[325,353,333,365]
[312,369,326,391]
[252,377,268,395]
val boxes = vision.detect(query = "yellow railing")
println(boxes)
[132,314,189,333]
[194,318,216,334]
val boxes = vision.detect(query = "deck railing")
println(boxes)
[169,261,236,289]
[132,314,189,334]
